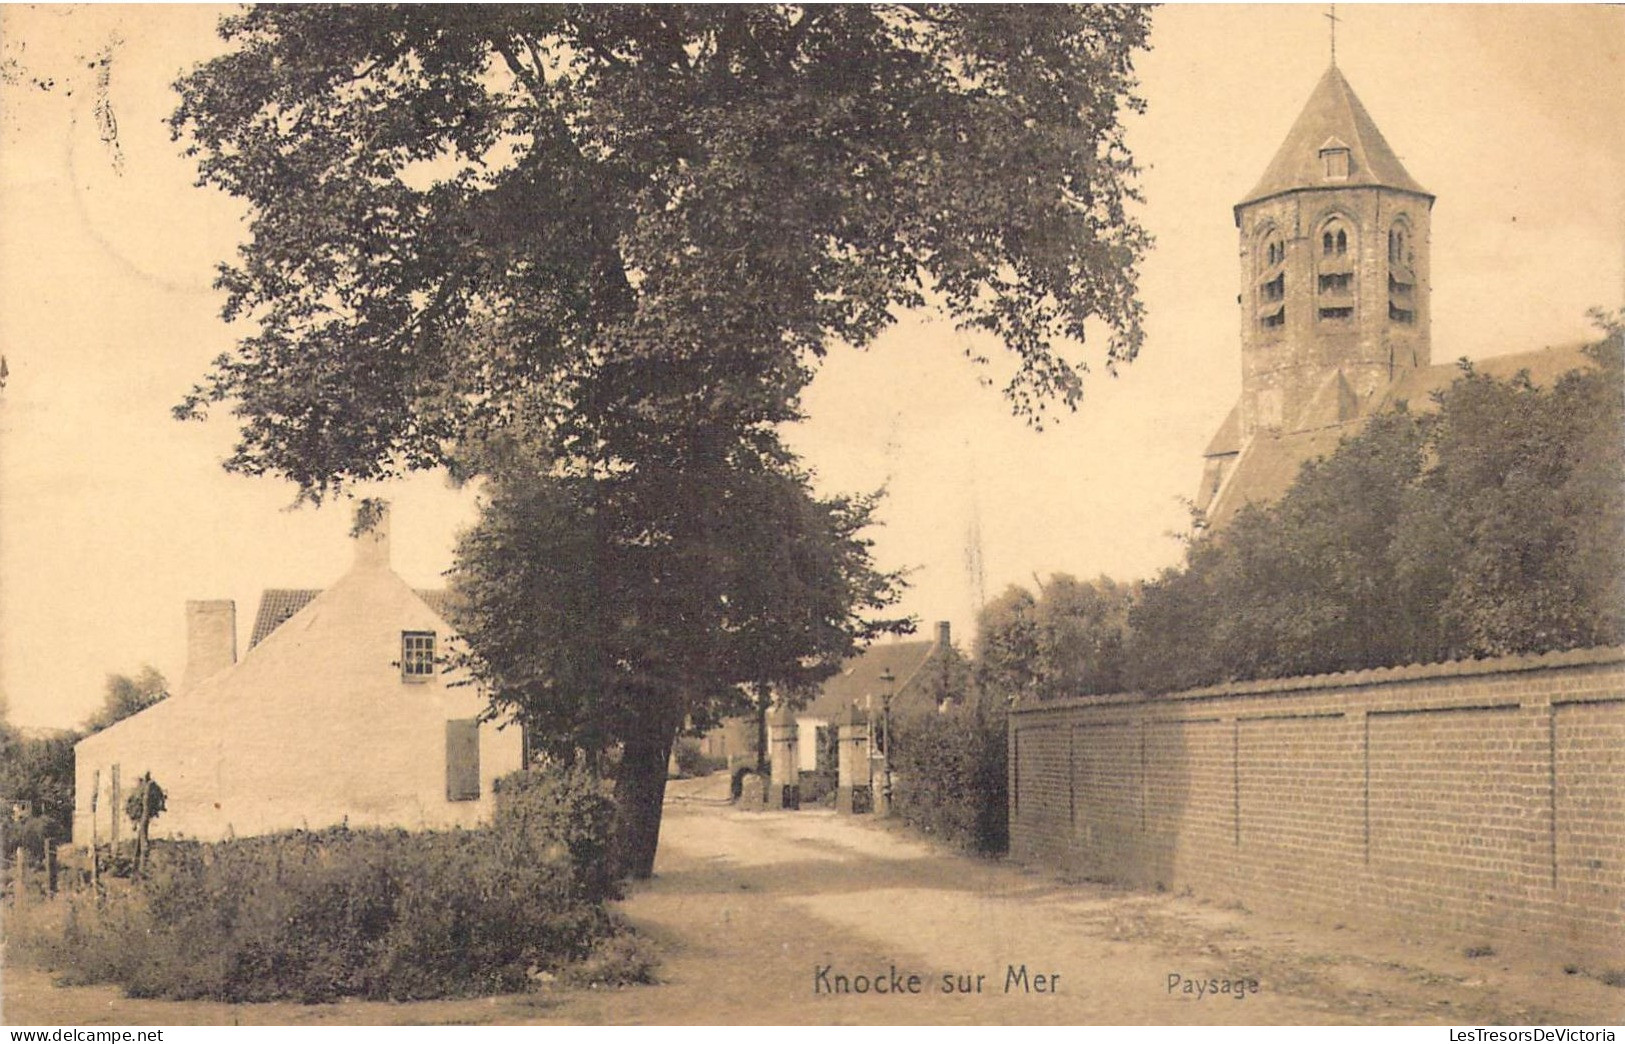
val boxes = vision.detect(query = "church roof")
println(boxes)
[1237,65,1431,217]
[1204,343,1597,529]
[1205,424,1358,529]
[1203,403,1243,458]
[1378,342,1594,412]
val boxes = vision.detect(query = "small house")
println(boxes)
[73,504,523,846]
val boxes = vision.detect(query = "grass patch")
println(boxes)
[1463,944,1496,959]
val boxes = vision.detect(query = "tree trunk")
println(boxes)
[755,697,769,774]
[612,731,675,879]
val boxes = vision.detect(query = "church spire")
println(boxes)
[1326,5,1341,67]
[1235,64,1431,221]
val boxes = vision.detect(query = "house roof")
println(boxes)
[1237,65,1431,215]
[249,587,453,648]
[798,639,939,720]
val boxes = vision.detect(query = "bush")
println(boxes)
[891,696,1008,855]
[12,764,653,1002]
[670,738,725,779]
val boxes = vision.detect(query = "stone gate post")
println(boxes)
[768,705,800,810]
[836,703,873,814]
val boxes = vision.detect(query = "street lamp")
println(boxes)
[878,667,895,815]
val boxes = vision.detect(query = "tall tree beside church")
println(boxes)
[1126,314,1625,693]
[170,5,1155,875]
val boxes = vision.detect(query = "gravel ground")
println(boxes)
[4,773,1621,1026]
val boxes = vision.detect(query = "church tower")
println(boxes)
[1232,65,1433,441]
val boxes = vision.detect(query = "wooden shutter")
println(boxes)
[445,719,481,801]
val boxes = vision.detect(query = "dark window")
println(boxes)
[1262,272,1285,302]
[1389,303,1415,324]
[402,630,436,681]
[1336,229,1348,255]
[1319,306,1354,321]
[1322,231,1334,256]
[1319,272,1353,293]
[446,719,481,801]
[1262,307,1286,329]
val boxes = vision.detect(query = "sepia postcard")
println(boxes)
[1,4,1621,1032]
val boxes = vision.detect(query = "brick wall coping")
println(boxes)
[1009,645,1625,718]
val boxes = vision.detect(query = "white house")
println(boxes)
[73,504,524,846]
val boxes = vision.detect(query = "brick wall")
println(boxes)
[1008,648,1625,961]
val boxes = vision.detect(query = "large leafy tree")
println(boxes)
[447,440,903,872]
[169,5,1155,875]
[171,5,1152,487]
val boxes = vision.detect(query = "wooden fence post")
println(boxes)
[12,845,26,908]
[89,767,101,898]
[109,764,121,850]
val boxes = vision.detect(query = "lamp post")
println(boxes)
[879,667,895,816]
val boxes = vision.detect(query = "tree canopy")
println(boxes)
[974,573,1135,700]
[171,4,1154,496]
[447,439,905,872]
[446,441,905,758]
[1123,319,1625,694]
[961,319,1625,702]
[170,5,1157,875]
[83,667,170,735]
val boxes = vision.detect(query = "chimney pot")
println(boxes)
[353,499,391,569]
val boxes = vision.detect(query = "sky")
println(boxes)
[1,5,1621,730]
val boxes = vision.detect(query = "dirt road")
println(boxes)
[5,774,1620,1025]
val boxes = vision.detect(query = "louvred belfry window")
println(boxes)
[1257,233,1286,331]
[1317,219,1355,322]
[1388,223,1416,324]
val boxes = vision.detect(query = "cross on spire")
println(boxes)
[1326,4,1341,66]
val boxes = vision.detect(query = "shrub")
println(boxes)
[12,764,650,1002]
[891,695,1008,855]
[670,739,725,779]
[557,927,661,988]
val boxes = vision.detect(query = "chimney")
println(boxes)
[182,600,237,692]
[353,499,391,569]
[935,620,951,648]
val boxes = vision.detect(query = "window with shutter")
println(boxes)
[446,719,481,801]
